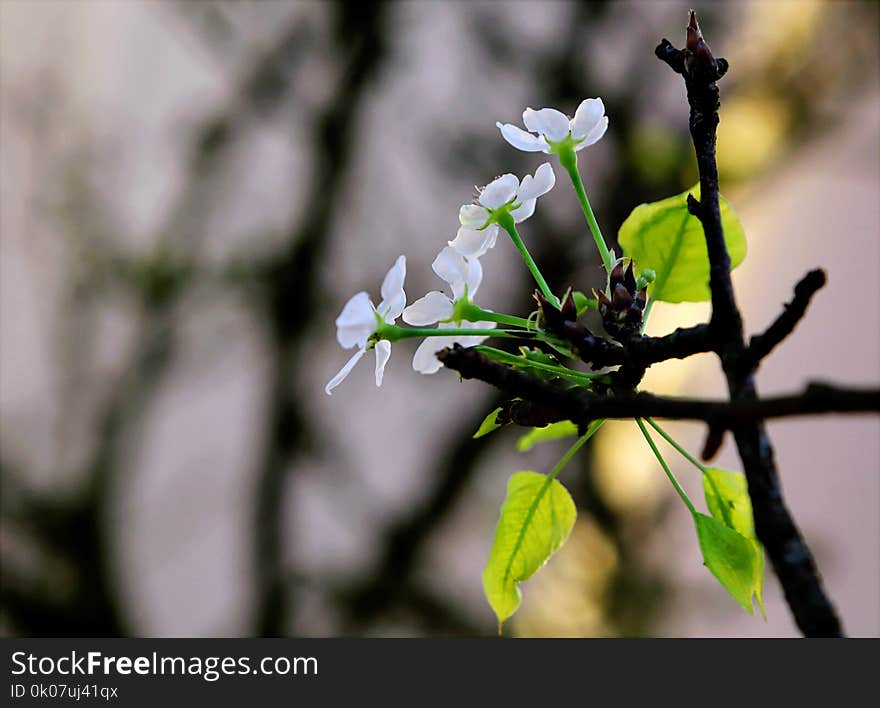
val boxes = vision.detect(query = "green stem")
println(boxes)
[476,345,606,387]
[495,212,560,308]
[558,147,614,274]
[640,299,655,335]
[645,418,706,473]
[378,324,530,342]
[645,418,732,528]
[548,419,605,482]
[457,301,533,329]
[635,418,696,515]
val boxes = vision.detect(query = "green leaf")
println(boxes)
[703,468,755,537]
[692,511,762,615]
[516,347,564,382]
[483,471,577,630]
[473,407,503,439]
[702,468,766,616]
[517,421,579,452]
[572,291,598,316]
[753,543,766,618]
[618,184,747,303]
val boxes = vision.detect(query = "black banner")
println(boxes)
[2,638,871,705]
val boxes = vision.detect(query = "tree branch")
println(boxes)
[438,345,879,427]
[554,319,715,371]
[742,269,826,371]
[251,0,389,636]
[537,290,714,387]
[657,11,843,637]
[563,267,824,374]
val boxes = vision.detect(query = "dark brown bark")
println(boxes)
[657,12,843,637]
[438,346,879,427]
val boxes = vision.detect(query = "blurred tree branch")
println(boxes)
[248,0,389,636]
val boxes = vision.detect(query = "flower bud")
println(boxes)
[595,260,648,340]
[559,288,578,322]
[636,268,656,290]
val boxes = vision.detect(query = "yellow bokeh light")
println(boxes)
[717,95,790,181]
[512,517,619,638]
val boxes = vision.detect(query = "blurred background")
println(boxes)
[1,0,878,638]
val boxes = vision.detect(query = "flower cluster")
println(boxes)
[326,98,609,394]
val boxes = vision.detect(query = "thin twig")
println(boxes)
[742,269,827,370]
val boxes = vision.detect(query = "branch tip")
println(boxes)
[700,425,725,462]
[686,10,701,50]
[744,269,829,369]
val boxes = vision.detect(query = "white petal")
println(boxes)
[478,174,519,209]
[412,319,497,375]
[455,319,496,347]
[449,224,498,259]
[459,203,491,228]
[380,255,406,300]
[465,256,484,298]
[374,340,391,386]
[575,115,608,150]
[451,256,483,301]
[432,246,467,287]
[457,334,492,347]
[570,98,605,140]
[516,162,555,201]
[380,291,406,323]
[335,292,376,348]
[521,108,541,133]
[496,122,550,152]
[378,255,407,321]
[457,333,492,348]
[325,347,366,395]
[511,198,536,223]
[403,291,454,325]
[335,291,373,327]
[335,323,370,350]
[463,318,496,330]
[523,107,570,142]
[412,335,452,375]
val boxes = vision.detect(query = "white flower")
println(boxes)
[496,98,608,154]
[453,162,556,257]
[403,247,482,325]
[325,255,406,395]
[403,247,496,374]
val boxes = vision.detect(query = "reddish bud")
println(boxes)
[623,261,637,293]
[559,288,578,322]
[612,283,633,311]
